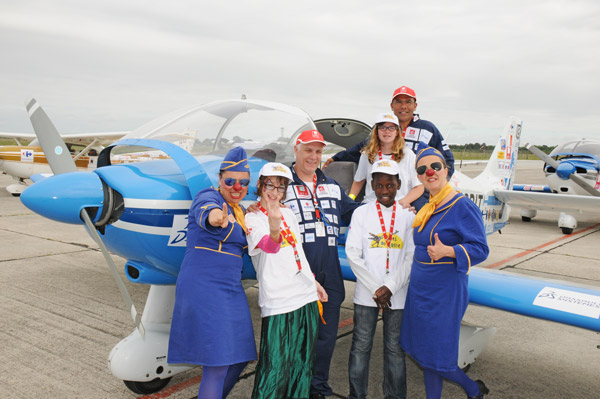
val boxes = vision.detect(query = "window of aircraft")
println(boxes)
[551,141,600,159]
[113,100,348,165]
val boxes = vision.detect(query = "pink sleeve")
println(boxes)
[257,234,282,254]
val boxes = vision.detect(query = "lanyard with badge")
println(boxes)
[258,204,302,273]
[304,174,328,237]
[375,200,396,274]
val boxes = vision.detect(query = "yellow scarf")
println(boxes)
[228,202,247,233]
[217,187,247,233]
[412,182,453,232]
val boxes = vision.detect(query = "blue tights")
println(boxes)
[197,362,248,399]
[423,366,479,399]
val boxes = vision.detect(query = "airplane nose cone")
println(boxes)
[556,162,576,180]
[21,172,105,224]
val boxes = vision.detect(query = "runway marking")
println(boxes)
[139,316,357,398]
[483,222,600,269]
[138,375,202,399]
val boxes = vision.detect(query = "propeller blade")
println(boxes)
[80,209,146,338]
[525,143,600,197]
[25,98,77,174]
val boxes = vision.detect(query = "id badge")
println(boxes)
[315,221,326,237]
[294,270,315,287]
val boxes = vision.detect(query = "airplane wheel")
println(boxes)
[462,364,471,373]
[11,193,21,197]
[123,377,172,394]
[521,216,531,222]
[561,227,573,235]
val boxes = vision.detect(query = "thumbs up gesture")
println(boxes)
[209,202,230,228]
[427,233,455,261]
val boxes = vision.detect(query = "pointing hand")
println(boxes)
[209,203,229,228]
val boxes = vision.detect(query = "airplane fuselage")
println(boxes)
[0,145,97,178]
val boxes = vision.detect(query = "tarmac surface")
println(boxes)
[1,160,599,398]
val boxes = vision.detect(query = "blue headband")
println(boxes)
[415,142,445,165]
[220,146,249,172]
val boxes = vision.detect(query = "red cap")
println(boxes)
[296,129,326,146]
[392,86,416,100]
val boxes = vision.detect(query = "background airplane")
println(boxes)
[496,139,600,234]
[19,98,600,394]
[0,130,127,195]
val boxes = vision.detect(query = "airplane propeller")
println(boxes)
[24,98,146,337]
[25,98,77,175]
[525,143,600,197]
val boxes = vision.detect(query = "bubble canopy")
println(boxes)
[117,99,333,165]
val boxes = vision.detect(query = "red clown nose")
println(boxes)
[426,168,435,177]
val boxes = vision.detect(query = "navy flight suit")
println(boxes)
[283,164,360,397]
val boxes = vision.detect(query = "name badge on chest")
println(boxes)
[315,221,326,237]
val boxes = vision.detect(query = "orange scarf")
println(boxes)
[412,182,453,232]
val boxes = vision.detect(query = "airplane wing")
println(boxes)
[469,268,600,332]
[54,131,129,145]
[494,189,600,215]
[0,131,128,145]
[0,132,35,139]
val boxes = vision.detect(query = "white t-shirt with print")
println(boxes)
[245,207,318,317]
[354,148,422,203]
[345,201,415,309]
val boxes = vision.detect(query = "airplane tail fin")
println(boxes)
[476,116,523,190]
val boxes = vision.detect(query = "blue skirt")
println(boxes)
[168,248,257,366]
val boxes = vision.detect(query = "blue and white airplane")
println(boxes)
[496,139,600,234]
[20,98,600,395]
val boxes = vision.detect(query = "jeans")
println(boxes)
[348,304,406,399]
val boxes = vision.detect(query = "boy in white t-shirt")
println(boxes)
[345,159,416,399]
[245,162,328,399]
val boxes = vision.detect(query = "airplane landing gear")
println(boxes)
[108,285,192,394]
[558,212,577,235]
[520,209,537,222]
[124,377,172,395]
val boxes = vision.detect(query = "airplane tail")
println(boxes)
[474,116,523,190]
[449,117,523,235]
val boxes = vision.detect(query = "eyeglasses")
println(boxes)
[416,162,444,175]
[392,99,415,105]
[222,177,250,187]
[264,183,286,193]
[378,125,398,132]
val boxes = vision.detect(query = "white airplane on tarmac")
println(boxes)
[19,98,600,395]
[0,131,127,195]
[495,139,600,234]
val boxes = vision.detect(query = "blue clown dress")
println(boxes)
[168,188,257,366]
[400,193,488,371]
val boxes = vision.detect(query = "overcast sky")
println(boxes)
[1,0,598,145]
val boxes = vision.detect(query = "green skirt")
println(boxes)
[252,301,319,399]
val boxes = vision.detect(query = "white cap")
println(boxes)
[374,112,399,126]
[259,162,293,181]
[370,159,400,176]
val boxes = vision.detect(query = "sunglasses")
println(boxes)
[222,177,250,187]
[416,162,444,175]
